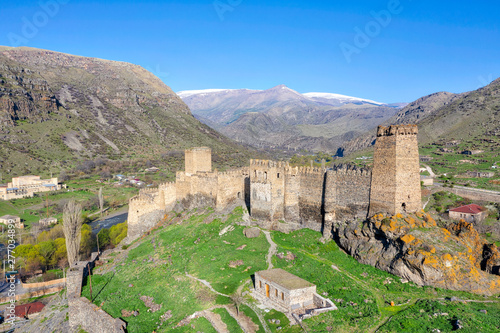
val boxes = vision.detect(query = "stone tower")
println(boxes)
[369,125,421,216]
[184,147,212,175]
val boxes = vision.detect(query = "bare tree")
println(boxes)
[231,290,244,316]
[98,187,104,218]
[63,200,83,266]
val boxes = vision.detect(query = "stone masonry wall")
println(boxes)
[216,168,249,209]
[185,147,212,174]
[324,165,372,228]
[369,125,421,216]
[67,255,126,332]
[297,167,325,231]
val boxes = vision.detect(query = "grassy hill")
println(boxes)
[78,207,500,333]
[0,46,258,177]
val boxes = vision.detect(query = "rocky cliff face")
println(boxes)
[0,46,250,175]
[334,212,500,295]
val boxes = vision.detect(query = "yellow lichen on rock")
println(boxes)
[400,234,415,244]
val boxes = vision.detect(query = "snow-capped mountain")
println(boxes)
[176,85,401,152]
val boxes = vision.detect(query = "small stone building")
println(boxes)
[254,268,318,312]
[39,217,58,226]
[449,204,487,223]
[0,215,24,228]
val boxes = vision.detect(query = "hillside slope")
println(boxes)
[340,79,500,156]
[0,46,252,176]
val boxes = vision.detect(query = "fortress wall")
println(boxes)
[178,172,218,209]
[127,192,164,242]
[249,159,286,221]
[369,125,421,216]
[395,127,422,213]
[216,168,248,209]
[324,166,371,224]
[284,167,300,222]
[185,147,212,174]
[159,181,177,211]
[298,167,325,230]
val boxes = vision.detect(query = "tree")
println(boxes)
[97,228,111,249]
[63,200,83,266]
[231,290,244,316]
[79,224,95,259]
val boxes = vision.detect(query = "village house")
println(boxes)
[419,155,433,162]
[420,175,434,186]
[254,268,336,317]
[14,301,45,319]
[0,215,24,228]
[0,175,61,200]
[466,171,495,178]
[449,204,488,223]
[39,217,58,226]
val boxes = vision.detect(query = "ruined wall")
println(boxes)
[185,147,212,174]
[369,125,421,216]
[67,256,126,332]
[324,165,372,228]
[127,186,172,242]
[297,167,325,231]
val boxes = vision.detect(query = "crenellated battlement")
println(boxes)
[329,164,371,176]
[377,124,418,137]
[298,166,324,175]
[217,167,249,177]
[250,159,289,168]
[139,187,159,195]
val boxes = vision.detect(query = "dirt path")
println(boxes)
[225,304,259,333]
[262,230,277,269]
[423,164,436,178]
[202,310,229,333]
[185,273,271,333]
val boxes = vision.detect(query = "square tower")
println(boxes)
[369,125,421,216]
[185,147,212,174]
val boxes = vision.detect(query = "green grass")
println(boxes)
[81,207,268,332]
[79,207,500,333]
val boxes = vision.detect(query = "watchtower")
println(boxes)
[184,147,212,175]
[369,125,421,216]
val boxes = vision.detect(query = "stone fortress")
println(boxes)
[127,124,422,241]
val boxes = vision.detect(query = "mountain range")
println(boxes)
[340,78,500,156]
[0,46,254,176]
[179,85,404,153]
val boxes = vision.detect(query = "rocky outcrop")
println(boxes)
[334,212,500,295]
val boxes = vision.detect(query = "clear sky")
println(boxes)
[0,0,499,103]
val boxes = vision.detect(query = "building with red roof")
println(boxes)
[14,302,45,319]
[449,204,487,223]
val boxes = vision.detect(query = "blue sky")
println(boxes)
[0,0,499,103]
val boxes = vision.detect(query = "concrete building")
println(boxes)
[0,175,60,200]
[0,215,24,228]
[449,204,488,223]
[254,268,335,316]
